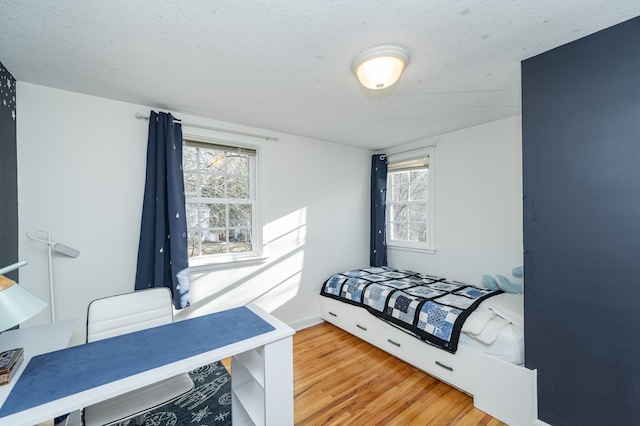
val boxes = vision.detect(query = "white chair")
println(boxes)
[82,288,194,426]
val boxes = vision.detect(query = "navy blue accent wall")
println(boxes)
[522,17,640,425]
[0,61,18,280]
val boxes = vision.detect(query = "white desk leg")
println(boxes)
[232,336,294,426]
[263,337,293,425]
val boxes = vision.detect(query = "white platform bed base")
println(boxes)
[320,296,538,426]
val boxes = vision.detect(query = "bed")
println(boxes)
[319,267,536,425]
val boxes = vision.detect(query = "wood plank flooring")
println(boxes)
[224,321,506,425]
[292,322,506,426]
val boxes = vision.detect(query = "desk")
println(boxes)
[0,305,294,426]
[0,319,76,411]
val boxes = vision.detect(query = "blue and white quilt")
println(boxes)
[320,266,502,353]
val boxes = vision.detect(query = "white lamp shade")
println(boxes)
[0,281,48,332]
[352,45,409,90]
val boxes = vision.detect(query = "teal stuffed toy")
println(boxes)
[482,266,523,294]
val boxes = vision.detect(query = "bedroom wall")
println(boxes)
[522,16,640,425]
[16,83,370,345]
[386,116,523,286]
[0,62,19,281]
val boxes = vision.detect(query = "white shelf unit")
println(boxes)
[232,336,293,425]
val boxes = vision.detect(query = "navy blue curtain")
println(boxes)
[370,154,388,266]
[135,111,190,308]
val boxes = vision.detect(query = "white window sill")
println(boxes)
[188,255,269,273]
[387,244,437,255]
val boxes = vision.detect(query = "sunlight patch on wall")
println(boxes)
[264,207,307,253]
[249,249,304,311]
[177,207,307,319]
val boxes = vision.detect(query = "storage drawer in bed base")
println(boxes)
[320,297,469,392]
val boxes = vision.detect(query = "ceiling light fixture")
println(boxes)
[352,45,409,90]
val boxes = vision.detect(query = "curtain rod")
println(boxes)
[135,113,279,142]
[379,144,436,160]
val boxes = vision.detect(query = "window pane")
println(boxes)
[408,204,427,222]
[390,171,409,185]
[227,154,249,175]
[187,229,232,256]
[227,176,249,199]
[183,147,198,172]
[389,185,401,202]
[391,223,408,241]
[199,150,225,174]
[229,228,252,253]
[187,230,201,257]
[390,183,409,202]
[410,169,428,182]
[408,223,427,242]
[184,173,197,197]
[409,181,427,201]
[201,230,227,255]
[188,203,224,229]
[391,204,407,221]
[208,204,226,228]
[229,204,251,227]
[409,169,428,201]
[186,204,201,229]
[201,174,225,198]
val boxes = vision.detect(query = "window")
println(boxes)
[386,148,435,252]
[182,140,261,263]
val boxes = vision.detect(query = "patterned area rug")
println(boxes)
[114,362,232,426]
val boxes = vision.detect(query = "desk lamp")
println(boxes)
[0,261,48,332]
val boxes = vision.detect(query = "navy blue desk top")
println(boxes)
[0,306,274,417]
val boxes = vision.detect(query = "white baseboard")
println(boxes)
[534,419,552,426]
[288,314,323,331]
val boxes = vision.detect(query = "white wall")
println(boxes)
[387,116,523,286]
[16,83,370,345]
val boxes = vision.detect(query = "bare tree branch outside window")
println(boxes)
[183,145,254,257]
[388,168,429,243]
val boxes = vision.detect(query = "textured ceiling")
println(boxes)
[1,1,639,150]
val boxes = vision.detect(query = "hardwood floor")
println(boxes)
[292,322,506,426]
[222,321,506,425]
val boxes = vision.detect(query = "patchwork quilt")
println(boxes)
[320,266,502,353]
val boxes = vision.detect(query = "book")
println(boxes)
[0,347,24,385]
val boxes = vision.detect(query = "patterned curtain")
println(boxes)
[135,111,190,308]
[370,154,388,266]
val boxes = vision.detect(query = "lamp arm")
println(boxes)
[0,260,28,276]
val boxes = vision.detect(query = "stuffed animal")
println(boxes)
[511,265,523,278]
[482,266,523,294]
[481,274,500,290]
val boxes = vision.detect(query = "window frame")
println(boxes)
[182,131,265,270]
[385,147,436,254]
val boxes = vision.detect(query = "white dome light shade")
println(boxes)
[352,45,409,90]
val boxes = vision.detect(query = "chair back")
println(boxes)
[87,288,173,343]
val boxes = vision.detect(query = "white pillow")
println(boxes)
[462,306,495,335]
[473,316,509,344]
[485,293,524,329]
